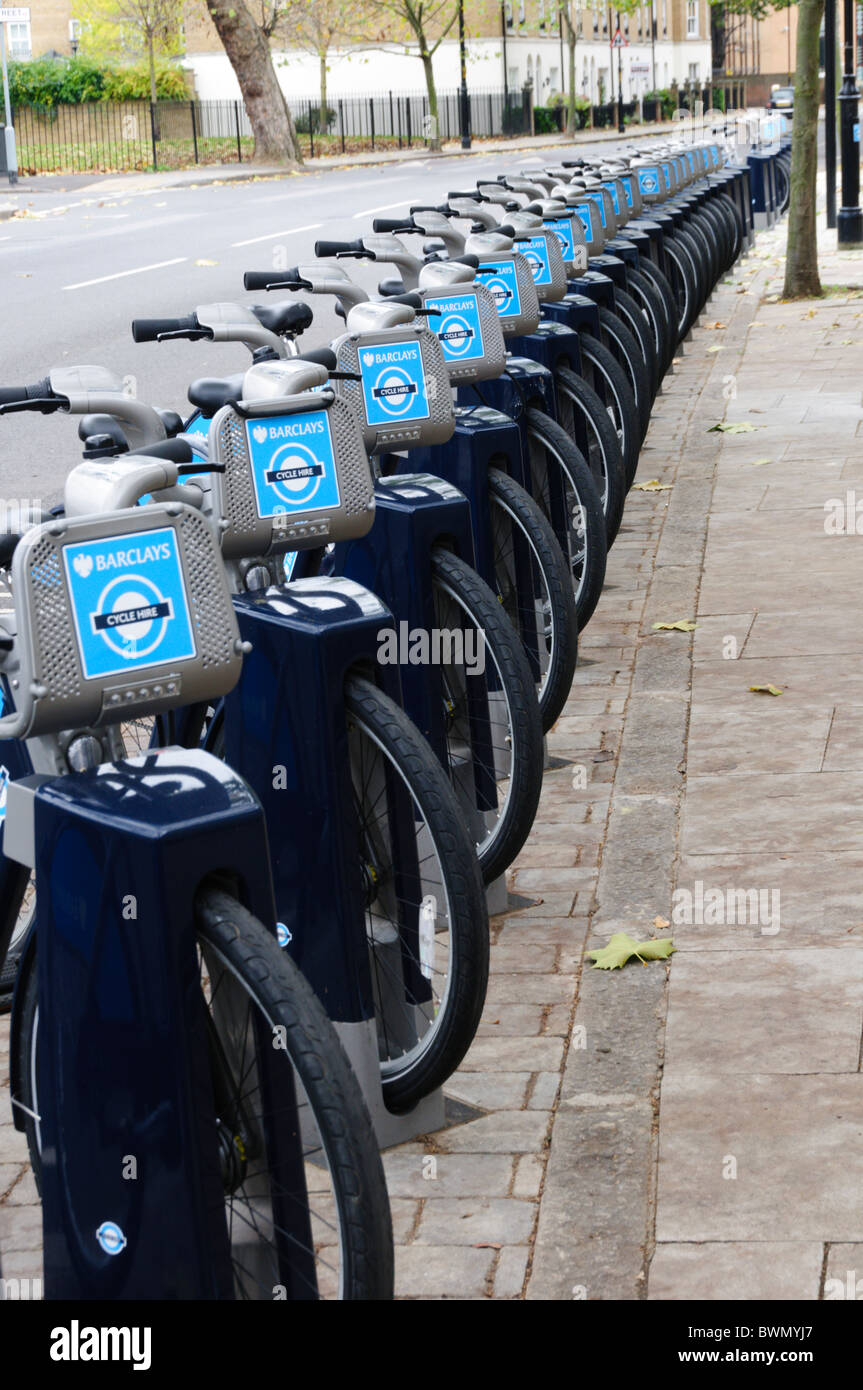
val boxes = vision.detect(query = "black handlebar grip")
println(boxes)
[448,190,480,201]
[131,315,199,343]
[243,270,301,292]
[296,346,338,371]
[127,438,196,465]
[372,217,416,233]
[0,378,54,408]
[314,239,364,258]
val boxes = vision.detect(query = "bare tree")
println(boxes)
[205,0,302,164]
[782,0,824,297]
[362,0,459,150]
[76,0,184,107]
[278,0,364,133]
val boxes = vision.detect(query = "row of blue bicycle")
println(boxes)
[0,126,790,1299]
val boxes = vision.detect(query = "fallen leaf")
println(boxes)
[589,933,676,971]
[593,749,614,763]
[195,258,218,267]
[708,422,762,434]
[749,683,783,696]
[750,458,772,466]
[706,345,724,353]
[631,479,672,491]
[652,620,697,632]
[474,1242,503,1250]
[653,916,670,930]
[707,321,727,329]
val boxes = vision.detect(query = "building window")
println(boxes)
[519,0,526,23]
[686,0,698,37]
[505,1,514,29]
[539,0,546,29]
[661,0,667,35]
[7,20,31,59]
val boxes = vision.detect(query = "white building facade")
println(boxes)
[185,30,712,110]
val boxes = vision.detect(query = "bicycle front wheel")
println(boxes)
[430,547,543,885]
[487,465,578,730]
[345,673,490,1109]
[14,887,395,1300]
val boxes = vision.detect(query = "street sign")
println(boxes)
[0,8,30,21]
[610,28,628,48]
[631,60,651,76]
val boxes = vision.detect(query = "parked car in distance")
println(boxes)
[769,86,794,113]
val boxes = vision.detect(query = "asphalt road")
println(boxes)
[0,141,635,506]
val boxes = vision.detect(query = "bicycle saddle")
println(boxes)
[250,301,314,337]
[187,373,246,417]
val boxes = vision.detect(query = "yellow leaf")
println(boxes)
[750,458,772,466]
[632,479,672,491]
[706,345,724,353]
[652,620,697,632]
[653,916,670,930]
[195,258,218,267]
[589,932,676,970]
[749,684,783,696]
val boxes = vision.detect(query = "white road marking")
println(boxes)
[63,257,187,290]
[231,221,322,247]
[352,200,410,219]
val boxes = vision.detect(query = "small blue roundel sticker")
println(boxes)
[96,1221,127,1256]
[276,922,292,948]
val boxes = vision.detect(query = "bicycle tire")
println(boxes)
[615,284,660,398]
[553,365,627,546]
[627,265,675,378]
[487,465,579,728]
[663,236,698,339]
[598,306,652,443]
[523,403,608,616]
[14,886,396,1299]
[578,331,640,488]
[430,547,543,885]
[638,258,681,353]
[343,673,490,1105]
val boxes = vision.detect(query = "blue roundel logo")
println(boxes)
[370,364,418,416]
[96,1221,127,1256]
[641,173,658,193]
[276,922,292,948]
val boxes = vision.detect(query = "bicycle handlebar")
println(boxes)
[372,217,417,234]
[0,378,67,415]
[314,238,371,259]
[243,269,312,292]
[296,346,338,370]
[131,315,206,343]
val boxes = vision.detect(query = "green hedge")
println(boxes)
[9,57,189,112]
[644,88,678,120]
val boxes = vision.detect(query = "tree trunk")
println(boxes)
[148,33,160,141]
[420,45,441,150]
[783,0,824,298]
[205,0,302,165]
[320,51,328,133]
[564,14,577,137]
